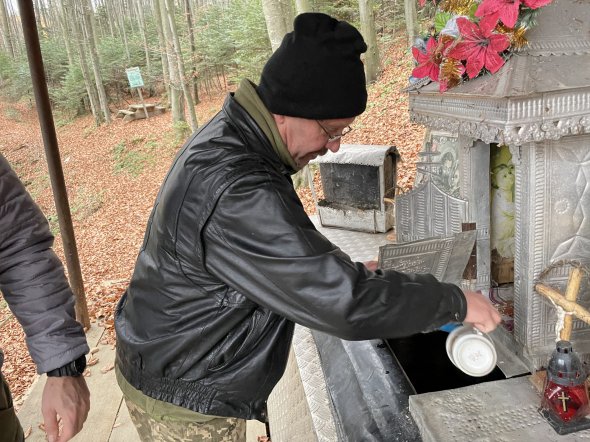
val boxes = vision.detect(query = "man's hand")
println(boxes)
[42,376,90,442]
[463,290,502,333]
[364,260,378,271]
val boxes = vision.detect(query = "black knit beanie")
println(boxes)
[257,13,368,120]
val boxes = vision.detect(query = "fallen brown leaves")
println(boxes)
[0,92,226,404]
[345,38,425,193]
[100,362,115,374]
[296,37,424,211]
[0,37,423,406]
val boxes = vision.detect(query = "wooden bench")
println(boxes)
[129,103,155,111]
[116,103,167,122]
[116,109,135,117]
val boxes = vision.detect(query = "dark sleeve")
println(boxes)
[0,155,88,373]
[202,170,466,341]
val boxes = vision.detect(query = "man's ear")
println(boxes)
[273,114,286,126]
[273,114,288,139]
[272,114,289,146]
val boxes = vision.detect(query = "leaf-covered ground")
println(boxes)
[0,36,424,406]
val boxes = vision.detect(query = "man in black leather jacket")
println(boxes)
[115,12,501,441]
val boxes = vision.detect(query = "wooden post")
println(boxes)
[18,0,90,329]
[560,268,584,340]
[137,87,149,119]
[534,268,588,333]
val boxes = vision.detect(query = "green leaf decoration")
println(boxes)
[434,12,453,33]
[516,8,540,30]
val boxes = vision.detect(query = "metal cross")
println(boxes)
[558,391,570,412]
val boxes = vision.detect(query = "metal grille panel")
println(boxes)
[395,179,468,243]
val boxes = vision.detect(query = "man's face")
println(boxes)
[276,116,355,168]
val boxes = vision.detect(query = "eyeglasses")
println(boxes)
[316,120,353,143]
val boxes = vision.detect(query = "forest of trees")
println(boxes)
[0,0,415,131]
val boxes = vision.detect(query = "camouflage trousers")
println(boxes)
[125,398,247,442]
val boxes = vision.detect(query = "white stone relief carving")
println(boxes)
[411,112,590,146]
[508,144,521,166]
[551,142,590,261]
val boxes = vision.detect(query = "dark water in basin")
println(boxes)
[386,330,507,394]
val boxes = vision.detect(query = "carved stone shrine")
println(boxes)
[403,0,590,370]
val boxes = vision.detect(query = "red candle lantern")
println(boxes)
[540,340,590,434]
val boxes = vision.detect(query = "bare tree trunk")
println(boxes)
[136,0,151,73]
[261,0,293,52]
[404,0,417,48]
[164,0,198,130]
[280,0,294,30]
[33,0,44,35]
[127,0,137,33]
[53,0,74,66]
[80,0,111,123]
[0,0,14,57]
[39,0,51,32]
[183,0,199,103]
[203,69,211,96]
[295,0,312,14]
[159,0,185,123]
[359,0,381,83]
[86,0,101,52]
[110,0,120,35]
[67,0,102,124]
[6,0,22,56]
[94,0,104,37]
[104,0,116,38]
[46,0,61,37]
[153,0,171,104]
[116,0,131,61]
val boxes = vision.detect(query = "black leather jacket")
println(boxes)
[115,94,467,420]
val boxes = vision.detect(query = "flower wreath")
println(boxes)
[411,0,554,92]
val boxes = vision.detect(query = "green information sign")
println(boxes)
[125,67,144,88]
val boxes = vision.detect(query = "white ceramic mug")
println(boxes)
[445,325,497,377]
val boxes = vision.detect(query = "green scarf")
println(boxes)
[234,79,299,172]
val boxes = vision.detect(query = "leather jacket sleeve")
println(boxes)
[0,154,88,373]
[203,169,466,341]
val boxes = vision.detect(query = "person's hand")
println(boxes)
[42,375,90,442]
[463,290,502,333]
[364,260,378,271]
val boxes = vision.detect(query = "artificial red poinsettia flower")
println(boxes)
[411,36,453,82]
[476,0,553,31]
[412,37,442,82]
[448,17,510,79]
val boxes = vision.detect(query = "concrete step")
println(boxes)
[17,325,127,441]
[16,324,267,441]
[409,376,590,441]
